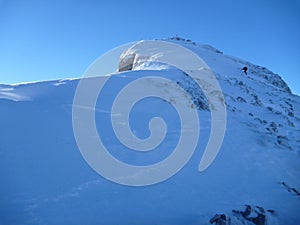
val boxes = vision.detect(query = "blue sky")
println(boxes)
[0,0,299,95]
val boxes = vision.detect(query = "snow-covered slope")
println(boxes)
[0,38,299,225]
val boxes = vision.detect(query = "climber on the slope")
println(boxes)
[242,66,248,75]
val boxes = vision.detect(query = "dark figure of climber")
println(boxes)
[242,66,248,75]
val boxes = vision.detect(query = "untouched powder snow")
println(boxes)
[0,38,299,225]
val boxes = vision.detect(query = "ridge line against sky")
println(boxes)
[0,0,299,95]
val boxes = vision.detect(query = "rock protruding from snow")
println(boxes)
[118,51,135,72]
[210,205,277,225]
[210,214,230,225]
[250,65,291,93]
[118,41,175,72]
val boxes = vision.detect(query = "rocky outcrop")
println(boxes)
[210,205,276,225]
[210,214,230,225]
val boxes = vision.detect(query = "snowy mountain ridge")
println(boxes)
[118,38,298,150]
[0,38,299,225]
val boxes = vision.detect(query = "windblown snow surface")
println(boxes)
[0,38,299,225]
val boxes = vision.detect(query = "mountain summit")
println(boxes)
[0,38,299,225]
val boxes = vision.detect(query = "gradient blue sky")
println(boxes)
[1,0,299,94]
